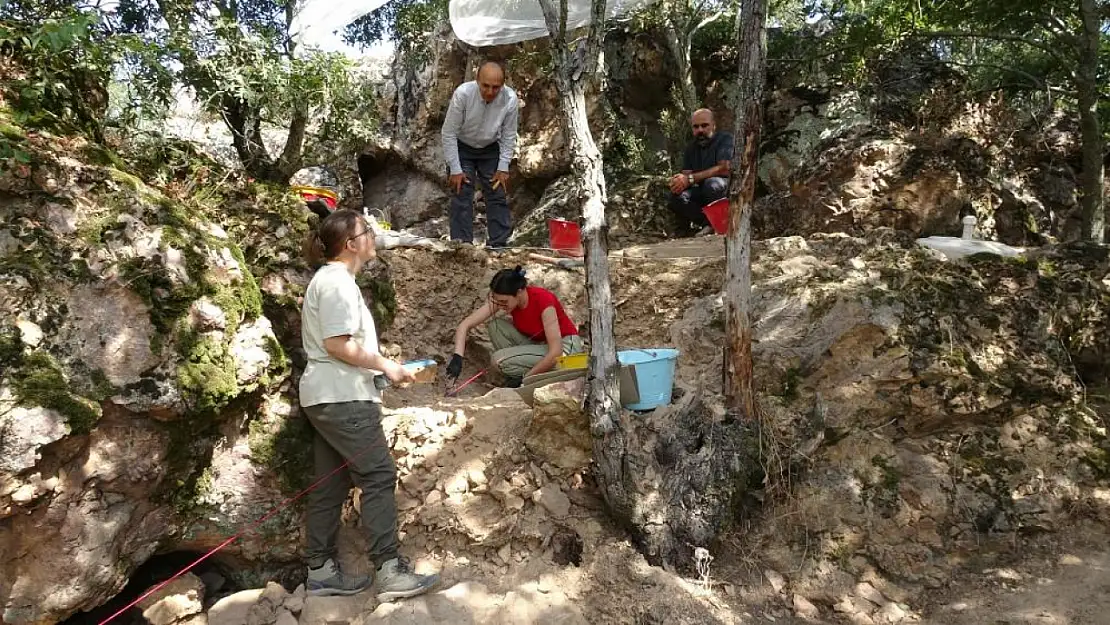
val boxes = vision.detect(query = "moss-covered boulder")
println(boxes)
[0,126,289,624]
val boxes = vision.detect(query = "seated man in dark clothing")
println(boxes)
[668,108,734,235]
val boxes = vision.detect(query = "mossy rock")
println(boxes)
[357,272,397,332]
[176,332,241,416]
[5,350,109,435]
[248,412,314,493]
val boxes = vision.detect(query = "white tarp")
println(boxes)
[916,236,1025,261]
[291,0,656,49]
[449,0,656,47]
[289,0,392,47]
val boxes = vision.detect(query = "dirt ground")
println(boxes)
[298,377,1110,625]
[918,527,1110,625]
[204,235,1110,625]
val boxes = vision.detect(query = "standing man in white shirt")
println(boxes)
[441,61,520,250]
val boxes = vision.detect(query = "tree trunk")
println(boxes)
[1077,0,1105,244]
[535,0,627,512]
[223,95,282,183]
[724,0,766,418]
[662,16,699,116]
[274,106,309,183]
[534,0,760,573]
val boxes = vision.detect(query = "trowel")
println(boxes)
[373,359,438,390]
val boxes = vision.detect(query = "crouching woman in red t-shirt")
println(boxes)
[446,266,584,388]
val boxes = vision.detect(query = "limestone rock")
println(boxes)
[246,581,288,625]
[274,609,297,625]
[15,318,42,348]
[60,283,159,387]
[876,602,909,623]
[138,573,206,625]
[793,594,820,619]
[0,394,69,475]
[189,297,228,332]
[359,582,499,624]
[282,584,306,615]
[207,589,264,625]
[1,423,172,624]
[300,594,371,625]
[174,384,301,564]
[525,379,590,470]
[854,582,886,607]
[532,484,571,519]
[765,569,787,593]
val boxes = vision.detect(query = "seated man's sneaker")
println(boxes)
[307,558,372,596]
[375,556,440,602]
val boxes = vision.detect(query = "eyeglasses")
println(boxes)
[346,229,371,245]
[488,293,513,310]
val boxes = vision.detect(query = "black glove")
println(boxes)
[446,354,463,380]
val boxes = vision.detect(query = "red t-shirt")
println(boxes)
[510,286,579,341]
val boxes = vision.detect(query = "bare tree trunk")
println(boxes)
[724,0,766,418]
[662,16,699,115]
[535,0,628,511]
[224,95,282,182]
[275,106,309,182]
[535,0,759,573]
[1077,0,1105,244]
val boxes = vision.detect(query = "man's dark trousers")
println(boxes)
[449,140,512,247]
[669,176,729,229]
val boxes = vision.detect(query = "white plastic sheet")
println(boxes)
[289,0,392,47]
[449,0,657,47]
[915,236,1025,261]
[291,0,657,50]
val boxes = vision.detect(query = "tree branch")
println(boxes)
[582,0,606,77]
[1037,8,1078,49]
[690,9,727,37]
[943,59,1056,114]
[944,60,1047,91]
[275,105,308,181]
[536,0,563,49]
[560,0,569,42]
[911,30,1070,65]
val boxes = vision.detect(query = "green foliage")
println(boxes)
[343,0,448,67]
[1,0,377,180]
[0,115,31,174]
[0,9,111,135]
[769,0,1109,119]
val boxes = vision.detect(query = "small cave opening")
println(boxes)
[357,153,386,210]
[61,551,242,625]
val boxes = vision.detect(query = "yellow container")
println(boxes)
[557,353,588,370]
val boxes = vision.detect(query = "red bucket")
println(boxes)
[702,198,729,234]
[548,219,584,257]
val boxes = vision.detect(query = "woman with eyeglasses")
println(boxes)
[446,265,584,388]
[298,208,438,600]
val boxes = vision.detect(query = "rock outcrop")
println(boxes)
[2,97,1107,624]
[0,130,287,623]
[350,24,1092,246]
